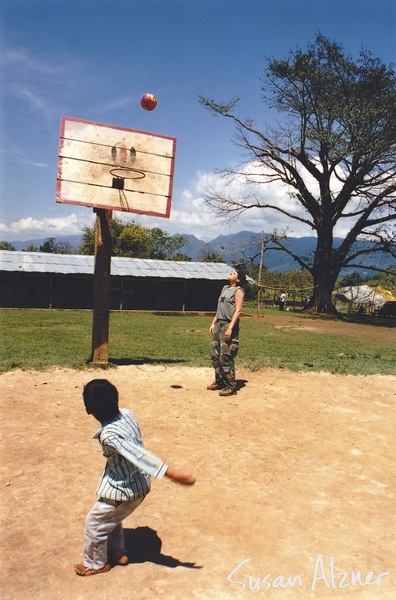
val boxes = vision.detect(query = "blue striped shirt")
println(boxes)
[93,408,168,502]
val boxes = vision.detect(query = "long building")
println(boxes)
[0,250,237,311]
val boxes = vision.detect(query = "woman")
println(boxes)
[207,269,246,396]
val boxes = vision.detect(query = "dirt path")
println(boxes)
[1,361,395,600]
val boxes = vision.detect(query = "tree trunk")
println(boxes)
[308,269,338,314]
[306,227,339,315]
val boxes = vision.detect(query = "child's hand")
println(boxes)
[179,473,196,485]
[165,466,196,485]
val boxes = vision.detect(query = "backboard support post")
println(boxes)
[91,208,112,365]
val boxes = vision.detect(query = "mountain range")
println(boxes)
[178,232,394,275]
[7,231,394,275]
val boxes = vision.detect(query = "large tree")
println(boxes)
[200,35,396,314]
[78,218,190,261]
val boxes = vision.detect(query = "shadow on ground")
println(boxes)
[108,358,188,366]
[123,526,202,569]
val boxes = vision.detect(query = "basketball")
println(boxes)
[140,93,157,111]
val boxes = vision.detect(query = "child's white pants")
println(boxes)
[83,496,144,569]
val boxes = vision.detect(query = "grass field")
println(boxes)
[1,307,395,375]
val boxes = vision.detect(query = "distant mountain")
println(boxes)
[177,231,316,270]
[178,231,395,275]
[175,234,204,261]
[10,235,82,252]
[7,231,394,275]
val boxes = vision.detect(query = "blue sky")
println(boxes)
[1,0,395,242]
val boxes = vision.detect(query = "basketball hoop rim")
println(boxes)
[110,167,146,180]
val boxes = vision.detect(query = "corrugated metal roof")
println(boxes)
[0,250,237,281]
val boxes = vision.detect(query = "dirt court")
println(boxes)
[1,318,395,600]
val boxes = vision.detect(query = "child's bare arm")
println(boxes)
[165,466,196,485]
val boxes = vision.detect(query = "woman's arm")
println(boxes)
[225,288,244,341]
[209,315,217,334]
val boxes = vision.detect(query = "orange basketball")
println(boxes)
[140,93,157,111]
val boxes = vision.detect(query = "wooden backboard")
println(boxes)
[56,116,176,217]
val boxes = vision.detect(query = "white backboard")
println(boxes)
[56,116,176,217]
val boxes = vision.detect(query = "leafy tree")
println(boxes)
[361,270,396,291]
[39,237,58,253]
[25,244,39,252]
[250,265,313,294]
[243,264,314,303]
[56,240,76,254]
[39,237,75,254]
[78,218,189,260]
[116,223,151,257]
[337,271,365,287]
[147,227,190,260]
[79,226,96,255]
[0,241,15,250]
[200,35,396,314]
[199,243,224,263]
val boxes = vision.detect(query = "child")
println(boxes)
[74,378,196,576]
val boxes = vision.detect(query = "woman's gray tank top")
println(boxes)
[216,285,244,321]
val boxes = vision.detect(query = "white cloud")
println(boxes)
[0,47,65,75]
[0,213,94,242]
[0,44,86,123]
[183,167,316,238]
[0,167,315,243]
[91,95,137,115]
[1,162,372,243]
[0,143,48,168]
[172,161,371,241]
[12,86,57,121]
[128,168,316,240]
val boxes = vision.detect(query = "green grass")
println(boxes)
[1,308,395,375]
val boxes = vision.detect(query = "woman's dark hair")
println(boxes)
[236,269,247,288]
[83,379,119,423]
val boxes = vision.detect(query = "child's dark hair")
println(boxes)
[83,379,119,423]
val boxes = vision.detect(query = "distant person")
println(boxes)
[207,269,246,396]
[74,379,195,577]
[279,291,287,311]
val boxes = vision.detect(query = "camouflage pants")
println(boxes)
[210,319,239,391]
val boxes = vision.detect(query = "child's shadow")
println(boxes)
[124,526,202,569]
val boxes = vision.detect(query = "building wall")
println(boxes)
[0,272,223,311]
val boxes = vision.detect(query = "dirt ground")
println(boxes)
[1,317,395,600]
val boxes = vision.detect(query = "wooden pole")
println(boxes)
[257,231,264,317]
[91,208,112,364]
